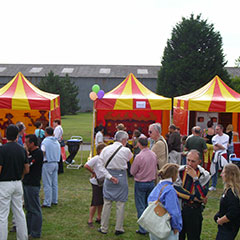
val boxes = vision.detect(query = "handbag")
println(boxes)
[137,184,171,239]
[96,145,122,186]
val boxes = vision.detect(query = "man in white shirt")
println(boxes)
[53,119,64,173]
[95,125,104,147]
[209,124,229,191]
[53,119,63,142]
[98,131,133,236]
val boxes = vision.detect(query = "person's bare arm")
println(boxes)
[22,163,30,179]
[0,165,2,174]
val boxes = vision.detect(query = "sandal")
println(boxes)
[95,218,101,224]
[87,222,94,228]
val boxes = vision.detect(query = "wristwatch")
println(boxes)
[193,176,198,181]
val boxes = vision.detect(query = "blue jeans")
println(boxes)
[211,163,219,188]
[42,162,58,206]
[23,185,42,238]
[135,181,155,233]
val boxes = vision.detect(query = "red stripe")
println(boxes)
[22,78,50,109]
[208,79,226,112]
[196,185,205,198]
[0,75,19,108]
[219,78,240,100]
[131,75,151,109]
[110,75,129,96]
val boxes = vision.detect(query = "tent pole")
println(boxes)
[49,111,51,127]
[187,110,190,135]
[91,105,96,157]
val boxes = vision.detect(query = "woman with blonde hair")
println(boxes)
[148,163,182,240]
[214,164,240,239]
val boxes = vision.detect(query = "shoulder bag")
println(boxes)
[96,145,122,186]
[137,184,171,239]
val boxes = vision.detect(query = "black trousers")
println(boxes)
[179,205,203,240]
[216,225,239,240]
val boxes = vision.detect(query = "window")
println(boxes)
[99,68,111,74]
[0,67,7,72]
[62,68,74,73]
[137,69,148,74]
[29,67,43,73]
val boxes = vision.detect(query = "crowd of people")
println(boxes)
[1,118,240,240]
[86,121,240,240]
[0,119,63,240]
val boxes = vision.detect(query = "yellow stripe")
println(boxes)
[12,74,30,110]
[217,77,240,112]
[114,75,133,110]
[23,74,58,100]
[188,80,215,111]
[0,74,18,95]
[133,75,171,110]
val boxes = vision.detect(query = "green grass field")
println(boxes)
[61,112,93,143]
[7,113,240,239]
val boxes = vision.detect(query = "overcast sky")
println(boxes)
[0,0,239,66]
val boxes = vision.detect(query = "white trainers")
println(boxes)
[209,186,216,191]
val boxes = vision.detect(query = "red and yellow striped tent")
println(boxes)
[173,75,240,135]
[94,73,171,142]
[0,72,60,136]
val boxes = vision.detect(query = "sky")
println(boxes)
[0,0,239,67]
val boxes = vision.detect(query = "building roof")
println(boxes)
[0,64,239,79]
[0,64,160,79]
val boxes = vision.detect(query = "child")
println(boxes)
[84,143,106,228]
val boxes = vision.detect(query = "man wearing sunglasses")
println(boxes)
[148,123,168,181]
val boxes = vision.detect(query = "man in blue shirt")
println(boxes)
[41,127,61,208]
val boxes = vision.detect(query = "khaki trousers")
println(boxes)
[100,198,125,233]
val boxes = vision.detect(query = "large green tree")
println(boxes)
[157,14,230,97]
[38,71,80,115]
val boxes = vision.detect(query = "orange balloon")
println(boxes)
[89,91,98,101]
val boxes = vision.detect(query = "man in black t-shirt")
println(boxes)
[0,124,29,240]
[23,134,44,239]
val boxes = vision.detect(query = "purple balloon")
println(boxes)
[97,90,105,99]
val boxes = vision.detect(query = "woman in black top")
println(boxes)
[214,164,240,240]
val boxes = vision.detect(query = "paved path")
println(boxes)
[65,144,91,151]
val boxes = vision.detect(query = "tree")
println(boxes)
[38,71,80,115]
[235,56,240,67]
[157,14,230,98]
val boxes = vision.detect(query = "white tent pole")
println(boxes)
[187,110,190,135]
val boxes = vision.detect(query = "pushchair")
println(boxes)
[229,154,240,169]
[65,136,83,169]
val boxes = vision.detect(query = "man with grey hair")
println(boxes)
[98,130,133,235]
[148,123,168,177]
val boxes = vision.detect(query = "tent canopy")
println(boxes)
[0,72,59,110]
[0,72,60,136]
[174,75,240,113]
[95,73,171,110]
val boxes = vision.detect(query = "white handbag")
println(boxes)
[137,185,171,239]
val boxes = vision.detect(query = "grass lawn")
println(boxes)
[61,112,93,143]
[8,151,240,239]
